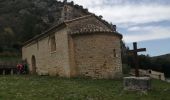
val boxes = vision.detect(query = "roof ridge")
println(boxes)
[92,15,117,32]
[64,14,93,23]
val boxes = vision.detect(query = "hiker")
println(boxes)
[17,63,24,74]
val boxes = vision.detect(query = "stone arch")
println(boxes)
[31,55,36,74]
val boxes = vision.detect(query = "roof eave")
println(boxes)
[70,31,123,39]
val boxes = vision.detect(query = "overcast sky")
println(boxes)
[59,0,170,56]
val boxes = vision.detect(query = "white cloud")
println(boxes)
[127,26,141,31]
[123,26,170,43]
[90,5,170,27]
[127,26,160,31]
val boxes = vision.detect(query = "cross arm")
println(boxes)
[128,48,146,53]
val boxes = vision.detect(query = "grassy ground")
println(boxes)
[0,75,169,100]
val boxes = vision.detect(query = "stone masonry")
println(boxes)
[72,34,122,79]
[22,28,71,77]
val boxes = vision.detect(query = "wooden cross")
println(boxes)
[128,42,146,77]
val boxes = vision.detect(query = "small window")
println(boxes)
[113,49,117,57]
[50,36,56,52]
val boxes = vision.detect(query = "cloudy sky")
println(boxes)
[60,0,170,56]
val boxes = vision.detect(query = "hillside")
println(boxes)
[151,53,170,71]
[153,54,170,61]
[0,0,65,53]
[0,0,94,54]
[152,54,170,77]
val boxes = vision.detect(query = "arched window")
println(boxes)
[113,49,117,57]
[50,35,56,52]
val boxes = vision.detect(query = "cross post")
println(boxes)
[128,42,146,77]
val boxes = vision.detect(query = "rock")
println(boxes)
[123,76,151,91]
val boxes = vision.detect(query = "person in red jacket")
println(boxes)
[17,63,24,74]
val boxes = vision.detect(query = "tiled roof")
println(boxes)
[23,14,122,46]
[65,14,122,38]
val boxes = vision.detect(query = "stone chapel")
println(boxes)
[22,1,123,79]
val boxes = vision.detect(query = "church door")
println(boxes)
[31,55,37,74]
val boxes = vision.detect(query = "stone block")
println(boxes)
[124,76,151,91]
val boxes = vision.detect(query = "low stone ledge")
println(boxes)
[123,76,151,91]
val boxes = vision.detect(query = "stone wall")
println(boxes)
[61,4,89,21]
[139,69,165,81]
[131,69,166,81]
[22,28,71,77]
[149,70,165,80]
[71,33,122,79]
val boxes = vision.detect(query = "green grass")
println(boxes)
[0,75,169,100]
